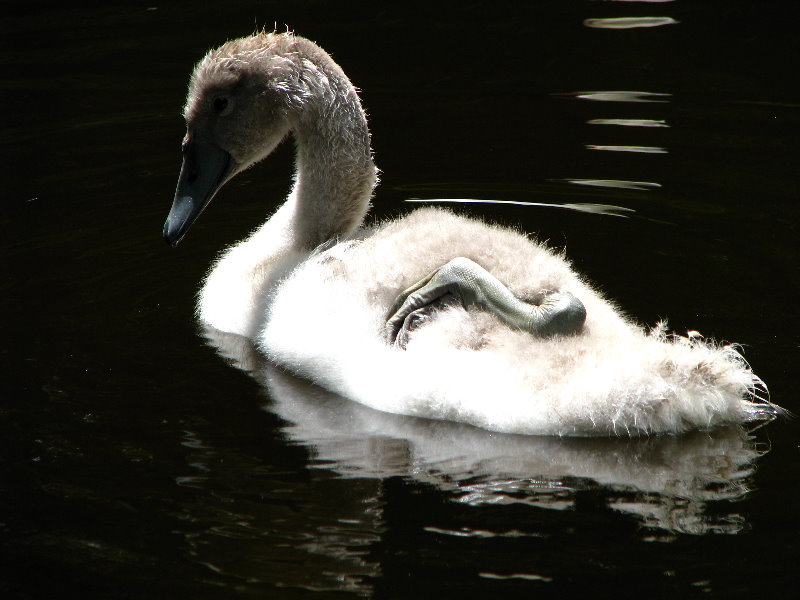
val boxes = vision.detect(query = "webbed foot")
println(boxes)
[390,293,463,350]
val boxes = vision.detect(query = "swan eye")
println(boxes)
[213,96,231,115]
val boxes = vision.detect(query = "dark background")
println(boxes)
[2,1,799,598]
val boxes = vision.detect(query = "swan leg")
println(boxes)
[385,257,586,347]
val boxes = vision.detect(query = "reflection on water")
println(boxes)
[588,118,669,127]
[585,144,668,153]
[204,326,768,541]
[584,17,679,30]
[561,179,661,191]
[556,90,672,103]
[173,437,384,596]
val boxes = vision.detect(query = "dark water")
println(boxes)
[3,1,799,597]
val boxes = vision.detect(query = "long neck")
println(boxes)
[287,46,377,249]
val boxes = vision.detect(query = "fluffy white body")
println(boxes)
[168,32,777,436]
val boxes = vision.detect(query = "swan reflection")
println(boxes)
[203,325,769,536]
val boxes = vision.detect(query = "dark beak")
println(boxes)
[163,138,233,246]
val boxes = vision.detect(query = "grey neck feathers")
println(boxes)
[287,41,377,249]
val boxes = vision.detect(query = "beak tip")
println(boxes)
[163,218,185,247]
[164,139,232,247]
[163,194,197,246]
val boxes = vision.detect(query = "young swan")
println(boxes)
[164,31,781,436]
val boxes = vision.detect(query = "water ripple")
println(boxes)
[423,526,546,539]
[555,90,671,103]
[479,572,554,583]
[584,16,679,29]
[588,118,669,128]
[562,179,661,191]
[586,144,668,154]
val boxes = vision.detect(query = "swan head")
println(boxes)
[164,32,312,245]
